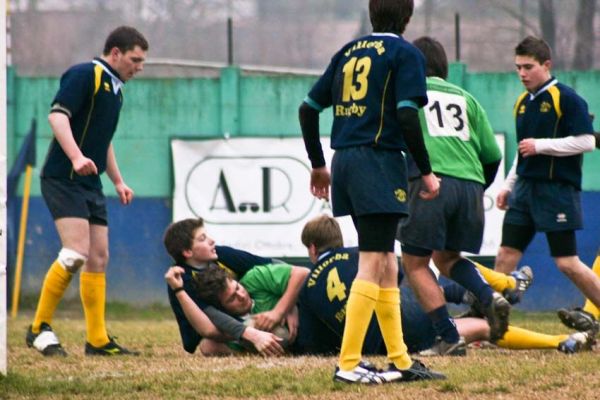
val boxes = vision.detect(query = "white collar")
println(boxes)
[92,59,124,95]
[317,249,333,262]
[529,78,558,100]
[371,32,400,38]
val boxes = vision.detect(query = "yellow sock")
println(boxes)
[474,261,515,292]
[497,326,567,349]
[32,260,73,333]
[80,271,110,347]
[582,254,600,318]
[338,279,379,371]
[375,287,411,370]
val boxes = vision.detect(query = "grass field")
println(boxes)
[2,303,600,400]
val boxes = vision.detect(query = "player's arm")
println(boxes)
[299,100,330,200]
[482,160,501,191]
[165,266,241,340]
[253,265,310,332]
[397,104,439,200]
[496,153,518,210]
[173,289,225,339]
[472,100,502,190]
[518,134,595,157]
[48,111,98,176]
[106,143,133,205]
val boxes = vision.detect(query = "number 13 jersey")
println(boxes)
[419,76,501,184]
[304,33,428,151]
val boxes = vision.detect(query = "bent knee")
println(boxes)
[58,248,88,273]
[554,256,582,275]
[199,339,233,357]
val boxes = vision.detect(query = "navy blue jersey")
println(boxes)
[305,33,427,151]
[298,247,384,354]
[41,58,124,189]
[168,245,273,353]
[514,78,593,190]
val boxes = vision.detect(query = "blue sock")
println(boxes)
[449,258,494,307]
[427,306,460,343]
[441,281,467,304]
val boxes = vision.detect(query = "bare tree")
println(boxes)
[539,0,561,67]
[573,0,597,70]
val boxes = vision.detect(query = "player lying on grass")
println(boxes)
[166,215,597,359]
[162,218,307,356]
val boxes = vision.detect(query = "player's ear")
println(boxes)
[182,248,193,259]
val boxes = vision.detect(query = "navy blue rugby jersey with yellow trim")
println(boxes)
[41,58,124,189]
[305,33,427,151]
[298,247,383,354]
[513,77,593,190]
[167,245,273,353]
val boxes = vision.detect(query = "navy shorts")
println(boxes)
[397,175,484,254]
[41,177,108,225]
[504,178,582,232]
[331,147,409,217]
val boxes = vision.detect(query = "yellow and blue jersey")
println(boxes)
[514,78,593,190]
[305,33,427,151]
[41,58,124,189]
[298,247,383,354]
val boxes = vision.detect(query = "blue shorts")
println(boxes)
[504,178,582,232]
[398,175,484,253]
[331,147,409,217]
[41,177,108,225]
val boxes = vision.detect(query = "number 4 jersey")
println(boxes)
[418,76,501,184]
[304,33,428,151]
[297,247,383,354]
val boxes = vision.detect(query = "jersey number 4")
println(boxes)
[342,57,372,102]
[326,268,348,302]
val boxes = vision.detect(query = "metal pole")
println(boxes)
[227,0,233,65]
[455,13,461,61]
[227,17,233,66]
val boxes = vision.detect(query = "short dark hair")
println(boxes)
[369,0,414,34]
[515,36,552,64]
[163,218,204,265]
[301,215,344,254]
[190,264,230,306]
[413,36,448,79]
[103,26,149,55]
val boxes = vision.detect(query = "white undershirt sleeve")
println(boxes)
[534,134,595,156]
[501,152,518,192]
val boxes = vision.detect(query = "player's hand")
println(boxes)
[72,155,98,176]
[253,310,283,332]
[496,189,511,210]
[284,307,299,344]
[518,138,537,158]
[310,167,330,201]
[164,266,185,290]
[245,327,285,357]
[115,182,134,205]
[419,172,441,200]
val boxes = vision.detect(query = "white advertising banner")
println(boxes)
[478,134,506,257]
[172,137,358,257]
[171,136,505,258]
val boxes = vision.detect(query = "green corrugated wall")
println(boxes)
[7,63,600,196]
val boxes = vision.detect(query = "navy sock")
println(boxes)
[449,258,494,307]
[427,306,460,343]
[441,281,467,304]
